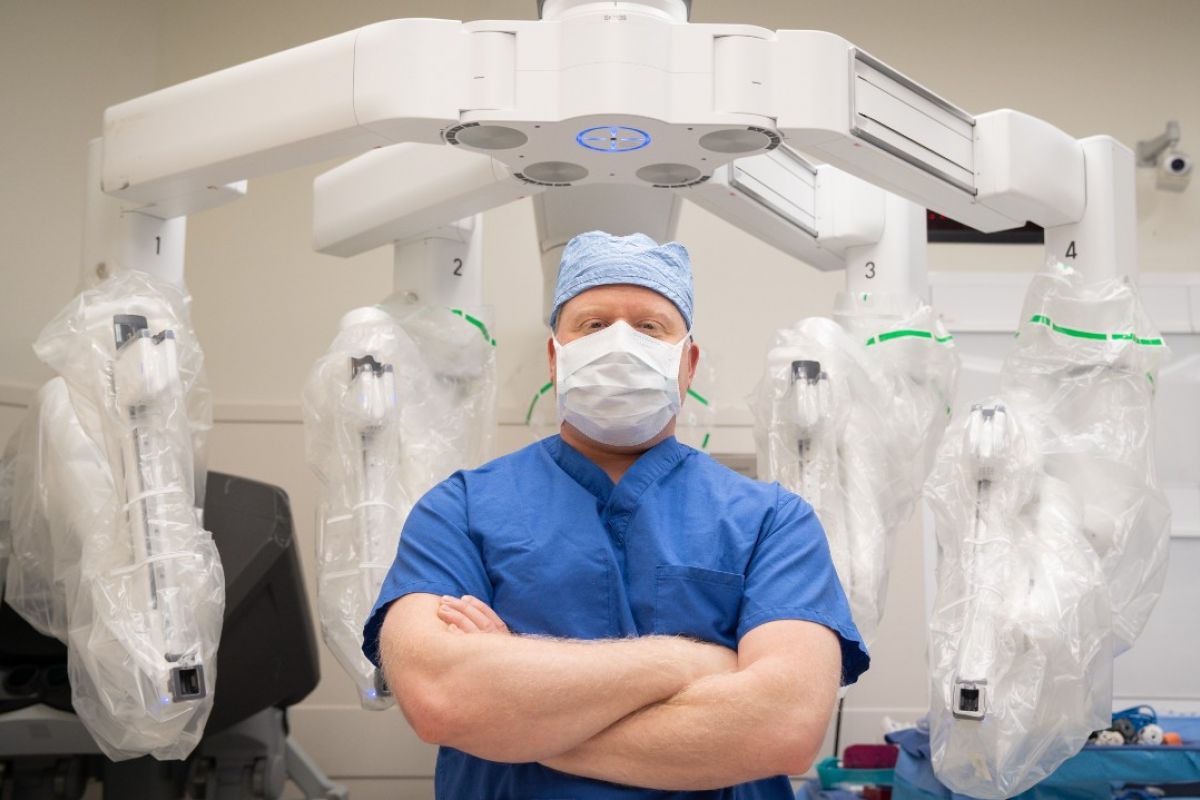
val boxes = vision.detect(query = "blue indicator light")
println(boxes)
[577,126,651,152]
[161,695,171,705]
[367,689,378,700]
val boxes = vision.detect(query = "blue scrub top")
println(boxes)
[363,435,870,799]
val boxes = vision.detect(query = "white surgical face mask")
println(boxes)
[553,320,689,447]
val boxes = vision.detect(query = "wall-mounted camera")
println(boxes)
[1157,150,1193,192]
[1137,121,1192,193]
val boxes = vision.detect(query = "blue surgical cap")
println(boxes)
[549,231,693,329]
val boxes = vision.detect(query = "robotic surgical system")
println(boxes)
[0,1,1172,797]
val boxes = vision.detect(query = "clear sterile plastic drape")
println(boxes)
[926,260,1170,798]
[1002,264,1171,651]
[1,271,222,761]
[303,300,496,710]
[750,293,958,646]
[926,401,1113,798]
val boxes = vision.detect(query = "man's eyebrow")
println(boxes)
[566,305,676,319]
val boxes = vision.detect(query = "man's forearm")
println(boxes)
[542,656,835,788]
[403,633,709,761]
[381,596,734,763]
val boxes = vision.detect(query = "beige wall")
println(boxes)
[2,1,1199,796]
[0,0,165,393]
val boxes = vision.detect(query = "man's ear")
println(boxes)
[680,339,700,395]
[546,336,557,386]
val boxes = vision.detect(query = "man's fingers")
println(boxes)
[463,595,510,633]
[453,595,505,633]
[435,595,511,635]
[437,603,480,633]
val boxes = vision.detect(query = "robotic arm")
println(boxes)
[111,314,209,704]
[1,266,224,762]
[951,403,1014,722]
[342,354,403,705]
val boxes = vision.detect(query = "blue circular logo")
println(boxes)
[576,125,652,152]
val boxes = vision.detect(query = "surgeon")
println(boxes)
[363,231,869,798]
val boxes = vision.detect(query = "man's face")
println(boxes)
[547,283,700,404]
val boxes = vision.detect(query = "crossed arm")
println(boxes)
[377,593,841,789]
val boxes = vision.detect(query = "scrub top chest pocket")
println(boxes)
[652,564,745,646]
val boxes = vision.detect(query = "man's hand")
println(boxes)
[437,595,511,635]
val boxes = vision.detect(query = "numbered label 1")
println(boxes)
[155,236,161,256]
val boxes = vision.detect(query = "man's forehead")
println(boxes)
[560,284,684,321]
